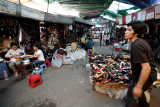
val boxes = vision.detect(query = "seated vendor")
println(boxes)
[86,37,93,50]
[8,52,24,63]
[5,42,25,77]
[26,44,45,68]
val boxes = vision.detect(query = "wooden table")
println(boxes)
[21,62,34,78]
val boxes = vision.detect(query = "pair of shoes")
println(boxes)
[14,72,19,77]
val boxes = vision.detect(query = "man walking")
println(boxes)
[125,21,157,107]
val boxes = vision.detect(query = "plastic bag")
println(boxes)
[144,90,151,103]
[92,47,95,52]
[115,88,128,99]
[113,43,120,48]
[86,63,91,72]
[95,85,108,94]
[75,50,82,60]
[78,49,86,60]
[106,86,119,98]
[76,50,83,60]
[51,56,63,69]
[67,52,77,62]
[65,46,72,53]
[63,56,74,65]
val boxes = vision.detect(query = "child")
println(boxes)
[8,52,24,63]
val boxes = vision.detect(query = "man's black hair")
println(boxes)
[127,20,149,38]
[10,42,17,47]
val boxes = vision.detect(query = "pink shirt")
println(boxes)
[103,35,107,40]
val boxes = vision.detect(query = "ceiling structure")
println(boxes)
[57,0,113,19]
[56,0,160,20]
[48,0,140,20]
[8,0,160,20]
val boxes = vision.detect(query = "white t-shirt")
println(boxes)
[34,50,45,61]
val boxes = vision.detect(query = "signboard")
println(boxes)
[119,17,122,25]
[132,12,138,21]
[126,15,132,24]
[138,10,146,21]
[45,13,73,25]
[122,16,126,24]
[0,0,16,15]
[155,5,160,19]
[146,7,155,20]
[21,6,45,21]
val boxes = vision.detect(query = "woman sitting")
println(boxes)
[26,44,45,68]
[86,37,93,50]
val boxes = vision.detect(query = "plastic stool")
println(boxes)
[87,49,92,53]
[39,63,47,70]
[29,74,42,88]
[45,59,50,67]
[32,69,44,79]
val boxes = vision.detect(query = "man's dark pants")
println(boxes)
[126,81,153,107]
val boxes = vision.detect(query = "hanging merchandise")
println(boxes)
[18,26,22,42]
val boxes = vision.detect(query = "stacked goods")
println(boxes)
[89,52,132,84]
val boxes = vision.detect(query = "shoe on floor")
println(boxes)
[14,72,19,77]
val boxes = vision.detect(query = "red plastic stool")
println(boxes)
[45,59,50,67]
[115,47,120,51]
[29,74,42,88]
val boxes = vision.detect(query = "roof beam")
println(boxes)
[139,0,151,6]
[58,0,80,3]
[61,2,106,5]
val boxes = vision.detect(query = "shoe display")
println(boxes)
[89,52,132,84]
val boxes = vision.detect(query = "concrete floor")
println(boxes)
[0,39,160,107]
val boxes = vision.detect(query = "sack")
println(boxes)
[63,56,74,65]
[51,56,63,69]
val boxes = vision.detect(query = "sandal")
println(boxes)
[14,72,19,77]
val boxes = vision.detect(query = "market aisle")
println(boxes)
[0,40,160,107]
[0,45,125,107]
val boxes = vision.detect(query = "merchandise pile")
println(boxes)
[89,52,132,84]
[51,47,86,69]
